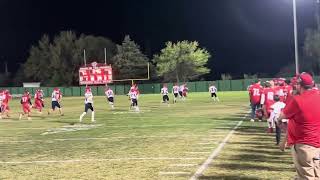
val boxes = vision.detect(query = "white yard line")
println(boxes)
[0,157,203,164]
[0,123,238,131]
[0,134,225,143]
[189,112,249,180]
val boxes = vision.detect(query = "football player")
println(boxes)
[48,88,63,116]
[80,86,95,123]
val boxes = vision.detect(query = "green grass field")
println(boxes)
[0,92,295,180]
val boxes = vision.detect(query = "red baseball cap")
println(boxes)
[298,72,314,86]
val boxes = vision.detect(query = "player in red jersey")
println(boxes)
[19,91,32,120]
[248,79,263,122]
[274,78,286,102]
[33,89,45,113]
[182,83,188,98]
[1,89,12,118]
[260,81,275,119]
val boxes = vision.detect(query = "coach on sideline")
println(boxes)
[278,72,320,179]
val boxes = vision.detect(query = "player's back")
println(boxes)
[172,86,179,93]
[209,86,217,93]
[161,88,168,95]
[21,95,30,104]
[106,89,114,97]
[129,91,138,99]
[249,84,262,103]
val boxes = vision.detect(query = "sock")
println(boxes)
[80,112,86,122]
[216,97,220,102]
[91,111,95,122]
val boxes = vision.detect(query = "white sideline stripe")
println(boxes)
[169,164,198,167]
[189,111,249,180]
[159,172,191,175]
[0,157,203,164]
[0,123,239,131]
[0,134,222,143]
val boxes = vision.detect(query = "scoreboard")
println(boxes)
[79,62,112,85]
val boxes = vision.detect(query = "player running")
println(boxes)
[19,91,32,120]
[178,84,184,99]
[33,89,45,113]
[161,84,170,106]
[80,86,95,123]
[209,84,219,102]
[182,83,188,100]
[129,88,139,112]
[172,83,179,103]
[105,86,115,109]
[48,88,63,116]
[1,89,11,118]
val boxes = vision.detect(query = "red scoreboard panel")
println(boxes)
[79,62,113,85]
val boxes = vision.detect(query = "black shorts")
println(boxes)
[52,101,61,109]
[211,93,217,97]
[131,99,138,106]
[85,103,94,112]
[174,93,178,98]
[108,97,114,103]
[163,95,169,102]
[179,91,183,97]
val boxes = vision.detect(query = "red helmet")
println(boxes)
[85,86,91,93]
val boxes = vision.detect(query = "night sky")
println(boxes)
[0,0,318,79]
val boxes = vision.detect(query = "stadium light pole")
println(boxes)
[293,0,299,75]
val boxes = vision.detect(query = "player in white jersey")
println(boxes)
[268,95,286,145]
[105,87,115,109]
[209,84,219,102]
[178,84,184,99]
[48,88,63,116]
[172,83,179,103]
[80,86,95,123]
[129,89,139,112]
[161,84,170,106]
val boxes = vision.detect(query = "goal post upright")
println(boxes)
[111,62,151,85]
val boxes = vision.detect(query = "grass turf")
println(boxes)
[0,92,295,179]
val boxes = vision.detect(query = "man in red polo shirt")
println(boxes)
[278,72,320,179]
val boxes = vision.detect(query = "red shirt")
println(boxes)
[284,85,293,101]
[274,86,286,102]
[3,93,11,104]
[261,87,275,109]
[249,83,262,104]
[21,95,31,105]
[283,90,320,147]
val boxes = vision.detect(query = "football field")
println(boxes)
[0,92,295,179]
